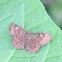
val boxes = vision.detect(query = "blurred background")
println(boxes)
[41,0,62,30]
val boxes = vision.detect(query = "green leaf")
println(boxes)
[0,0,62,62]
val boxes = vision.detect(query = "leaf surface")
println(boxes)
[0,0,62,62]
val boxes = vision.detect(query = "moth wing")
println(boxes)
[25,32,52,53]
[9,23,26,49]
[39,33,52,45]
[25,32,41,53]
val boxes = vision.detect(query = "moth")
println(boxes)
[9,23,52,53]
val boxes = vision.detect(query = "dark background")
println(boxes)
[41,0,62,30]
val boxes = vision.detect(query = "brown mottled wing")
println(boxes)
[9,23,26,49]
[25,31,52,53]
[39,33,52,45]
[25,32,41,53]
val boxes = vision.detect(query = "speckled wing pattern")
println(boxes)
[9,23,52,53]
[25,31,51,53]
[9,23,26,49]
